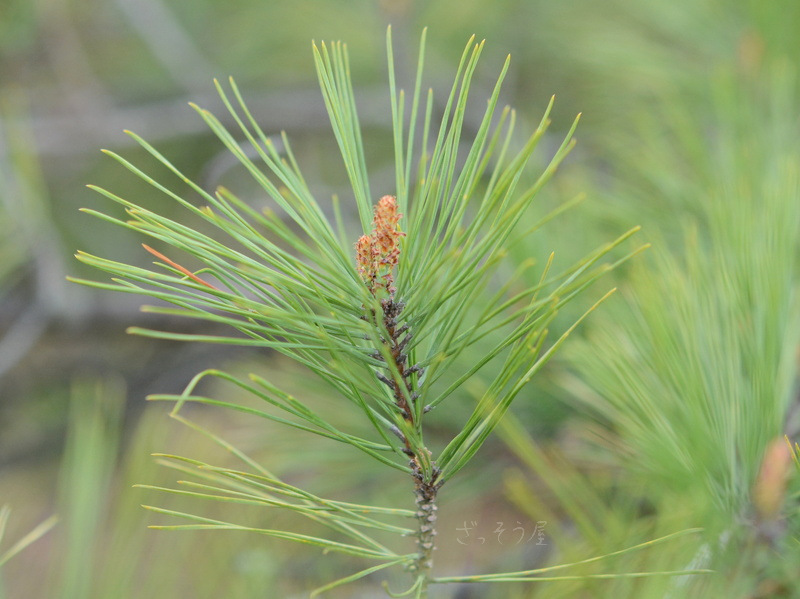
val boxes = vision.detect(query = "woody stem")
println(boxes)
[411,462,439,592]
[376,298,439,587]
[381,299,416,424]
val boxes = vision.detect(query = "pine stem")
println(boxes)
[359,195,442,593]
[411,461,439,592]
[378,297,441,591]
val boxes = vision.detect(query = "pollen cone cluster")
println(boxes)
[356,195,405,295]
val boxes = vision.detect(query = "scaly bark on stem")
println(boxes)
[411,458,439,591]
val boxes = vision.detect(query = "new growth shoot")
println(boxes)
[71,28,657,597]
[357,195,438,580]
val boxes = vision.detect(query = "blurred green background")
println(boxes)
[1,0,798,597]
